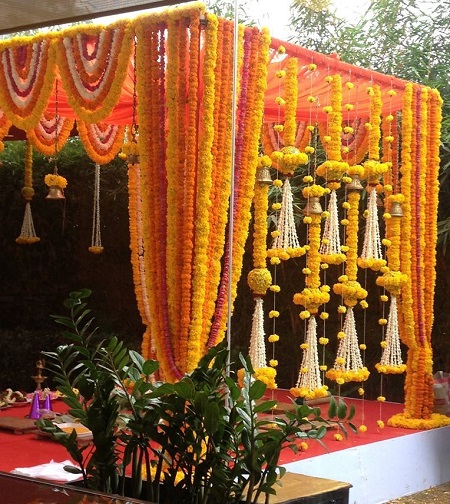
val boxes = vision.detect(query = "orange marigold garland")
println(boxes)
[77,120,125,164]
[54,21,133,123]
[27,111,74,157]
[209,27,271,348]
[0,108,12,151]
[0,36,56,130]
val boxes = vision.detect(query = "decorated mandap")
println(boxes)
[0,1,447,430]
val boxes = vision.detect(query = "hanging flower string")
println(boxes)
[245,155,276,390]
[16,140,40,245]
[88,163,103,254]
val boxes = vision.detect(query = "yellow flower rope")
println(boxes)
[186,13,219,372]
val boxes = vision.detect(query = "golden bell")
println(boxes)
[46,185,65,200]
[303,196,323,215]
[256,167,272,185]
[347,174,364,192]
[390,201,403,217]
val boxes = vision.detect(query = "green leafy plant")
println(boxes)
[38,290,357,503]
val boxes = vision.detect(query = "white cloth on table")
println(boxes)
[11,459,82,482]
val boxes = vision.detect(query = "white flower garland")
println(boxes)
[320,189,341,256]
[295,316,323,393]
[360,187,383,261]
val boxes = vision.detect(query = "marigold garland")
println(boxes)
[187,12,219,372]
[77,120,125,164]
[0,37,56,130]
[27,111,74,157]
[0,108,11,151]
[54,20,133,123]
[209,27,271,348]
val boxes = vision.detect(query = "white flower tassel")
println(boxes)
[16,202,40,244]
[377,295,406,374]
[327,307,369,383]
[293,317,327,399]
[320,189,345,264]
[270,177,302,259]
[359,187,385,270]
[249,297,267,370]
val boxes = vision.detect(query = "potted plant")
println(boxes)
[38,289,357,503]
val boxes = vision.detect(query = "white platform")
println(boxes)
[283,425,450,504]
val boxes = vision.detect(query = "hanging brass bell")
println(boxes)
[256,166,272,185]
[347,174,364,192]
[390,201,403,217]
[303,196,323,215]
[46,185,65,200]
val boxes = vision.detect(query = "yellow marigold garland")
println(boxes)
[186,12,219,372]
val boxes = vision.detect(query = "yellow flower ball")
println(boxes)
[377,396,386,402]
[272,178,283,187]
[388,89,397,96]
[323,105,333,113]
[337,331,346,339]
[334,433,343,441]
[277,45,286,53]
[359,425,368,433]
[270,284,281,293]
[247,268,272,295]
[336,378,345,385]
[300,343,309,350]
[303,216,312,225]
[269,310,280,319]
[268,334,280,343]
[325,75,334,83]
[270,257,281,265]
[336,357,345,365]
[319,365,328,371]
[319,337,329,345]
[307,124,315,132]
[360,300,369,309]
[273,124,284,132]
[275,97,286,106]
[378,318,388,325]
[300,310,311,320]
[308,63,317,71]
[320,312,329,320]
[377,420,385,429]
[271,230,280,238]
[360,344,367,350]
[272,202,282,211]
[323,135,332,143]
[269,359,278,367]
[307,95,316,103]
[358,388,365,396]
[320,264,329,270]
[380,295,389,302]
[345,81,354,89]
[380,341,387,348]
[275,70,286,78]
[300,441,309,451]
[301,367,309,373]
[341,218,349,226]
[305,146,315,154]
[338,305,347,314]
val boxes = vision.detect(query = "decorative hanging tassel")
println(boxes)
[358,187,386,271]
[326,307,370,384]
[290,317,328,400]
[249,297,267,370]
[268,177,305,261]
[238,297,277,390]
[16,141,40,245]
[320,189,345,265]
[16,202,40,245]
[89,163,103,254]
[376,295,406,374]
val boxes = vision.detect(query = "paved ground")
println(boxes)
[387,482,450,503]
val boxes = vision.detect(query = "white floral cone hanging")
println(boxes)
[320,189,345,265]
[376,295,406,374]
[16,202,40,245]
[358,187,386,271]
[290,317,328,400]
[269,178,305,260]
[326,308,370,384]
[249,297,267,370]
[244,297,277,390]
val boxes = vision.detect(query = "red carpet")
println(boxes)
[0,391,418,472]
